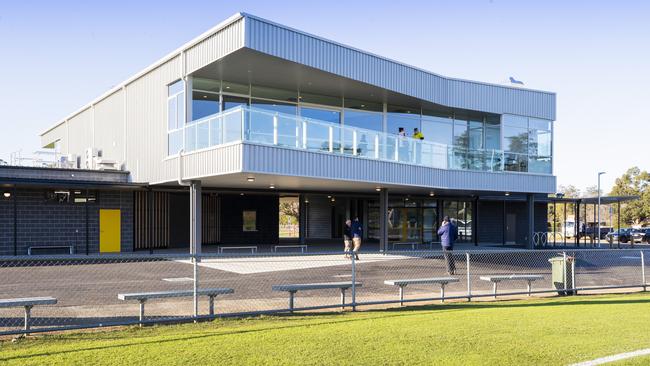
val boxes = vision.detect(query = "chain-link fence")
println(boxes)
[1,249,647,336]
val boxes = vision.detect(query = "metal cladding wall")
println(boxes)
[245,15,556,120]
[66,108,93,160]
[241,144,556,194]
[93,89,125,164]
[40,16,246,184]
[125,55,181,183]
[185,18,244,74]
[159,143,242,184]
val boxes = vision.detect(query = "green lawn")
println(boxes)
[3,293,650,365]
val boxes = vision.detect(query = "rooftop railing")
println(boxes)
[168,106,507,172]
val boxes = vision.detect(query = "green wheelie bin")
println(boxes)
[549,256,575,296]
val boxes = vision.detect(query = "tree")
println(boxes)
[609,167,650,226]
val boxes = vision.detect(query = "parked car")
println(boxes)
[634,228,650,243]
[606,228,632,244]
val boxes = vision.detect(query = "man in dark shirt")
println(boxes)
[351,217,363,260]
[343,219,352,258]
[437,216,457,275]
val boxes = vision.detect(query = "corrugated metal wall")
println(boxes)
[306,195,331,239]
[93,89,125,164]
[245,16,556,120]
[40,123,67,153]
[185,19,244,74]
[241,144,556,193]
[66,108,93,160]
[124,56,181,182]
[158,143,242,184]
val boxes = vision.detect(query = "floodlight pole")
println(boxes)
[597,172,606,248]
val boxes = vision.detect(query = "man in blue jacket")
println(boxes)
[351,217,363,260]
[437,216,457,275]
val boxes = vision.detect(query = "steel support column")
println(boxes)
[527,194,535,249]
[299,194,307,245]
[379,189,388,252]
[190,181,202,256]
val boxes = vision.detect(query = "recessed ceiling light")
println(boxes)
[331,197,335,202]
[360,104,366,108]
[405,197,409,201]
[203,95,207,99]
[305,200,309,204]
[429,192,435,197]
[375,187,381,192]
[269,184,275,189]
[226,86,231,89]
[3,192,11,198]
[505,192,510,196]
[240,193,245,196]
[246,177,255,182]
[327,195,332,199]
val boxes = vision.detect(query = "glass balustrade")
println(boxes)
[169,106,513,173]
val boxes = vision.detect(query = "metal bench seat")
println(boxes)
[479,274,544,298]
[384,277,459,305]
[272,282,362,312]
[0,297,57,332]
[118,288,234,323]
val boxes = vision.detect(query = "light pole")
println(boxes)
[597,171,606,247]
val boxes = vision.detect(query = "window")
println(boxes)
[222,80,249,95]
[453,118,468,148]
[345,109,383,131]
[251,99,297,115]
[193,78,221,92]
[345,99,382,112]
[422,110,453,145]
[251,85,298,102]
[301,107,341,124]
[468,119,484,150]
[279,197,300,238]
[501,114,553,173]
[167,80,185,131]
[503,125,529,154]
[192,91,220,120]
[223,96,249,111]
[242,210,257,232]
[299,92,342,107]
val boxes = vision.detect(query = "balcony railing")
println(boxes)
[168,106,508,172]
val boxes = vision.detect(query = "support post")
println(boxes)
[289,291,295,313]
[340,288,346,310]
[351,252,357,311]
[492,282,498,299]
[190,181,202,319]
[299,194,306,246]
[573,202,578,246]
[473,198,479,246]
[617,201,621,249]
[399,285,405,306]
[641,250,646,291]
[13,187,17,256]
[440,283,446,303]
[138,300,145,327]
[379,188,388,253]
[24,305,32,334]
[209,295,215,316]
[466,252,472,302]
[527,194,535,249]
[562,252,568,293]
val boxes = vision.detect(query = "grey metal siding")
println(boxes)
[241,144,556,193]
[93,89,125,164]
[125,56,181,183]
[66,108,93,160]
[245,16,555,120]
[306,195,331,239]
[185,18,245,74]
[40,122,67,153]
[158,143,242,184]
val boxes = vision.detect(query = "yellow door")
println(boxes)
[100,209,121,253]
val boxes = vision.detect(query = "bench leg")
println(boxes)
[340,288,346,310]
[289,291,296,313]
[440,284,446,303]
[527,281,532,296]
[24,305,32,334]
[399,285,406,306]
[209,295,215,317]
[493,282,498,299]
[139,300,146,326]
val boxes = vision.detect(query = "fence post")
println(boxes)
[562,251,568,293]
[571,253,576,295]
[641,250,646,291]
[466,252,471,302]
[351,251,357,312]
[193,254,199,320]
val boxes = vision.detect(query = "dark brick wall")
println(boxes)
[477,200,548,246]
[219,194,279,245]
[0,189,133,255]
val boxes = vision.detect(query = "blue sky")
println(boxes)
[1,0,648,192]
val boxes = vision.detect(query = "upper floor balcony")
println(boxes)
[169,106,551,175]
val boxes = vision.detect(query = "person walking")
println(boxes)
[437,216,457,275]
[343,219,353,258]
[351,217,363,260]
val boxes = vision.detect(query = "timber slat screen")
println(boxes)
[134,191,170,250]
[202,194,218,245]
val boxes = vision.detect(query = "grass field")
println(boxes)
[2,293,650,365]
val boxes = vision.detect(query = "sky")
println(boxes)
[0,0,648,193]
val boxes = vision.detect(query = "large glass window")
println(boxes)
[299,92,342,107]
[222,80,249,95]
[345,110,383,131]
[300,107,340,124]
[192,91,219,120]
[167,80,185,131]
[422,110,453,146]
[503,125,529,154]
[251,85,298,103]
[222,96,249,111]
[485,115,501,150]
[251,99,297,115]
[501,114,553,173]
[468,119,484,150]
[452,117,468,148]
